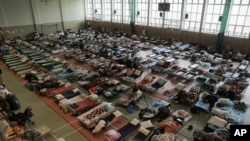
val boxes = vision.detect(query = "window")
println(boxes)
[112,0,123,23]
[182,0,204,32]
[202,0,225,34]
[123,0,133,24]
[86,0,93,20]
[102,0,112,21]
[226,0,250,38]
[149,0,164,27]
[164,0,182,29]
[93,0,102,20]
[136,0,148,25]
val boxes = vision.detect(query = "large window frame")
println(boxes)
[182,0,204,32]
[84,0,250,38]
[93,0,102,20]
[226,0,250,38]
[202,0,225,34]
[163,0,183,29]
[85,0,93,20]
[112,0,123,23]
[102,0,112,21]
[123,0,133,24]
[136,0,148,26]
[149,0,165,27]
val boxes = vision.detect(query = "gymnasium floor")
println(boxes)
[1,44,250,141]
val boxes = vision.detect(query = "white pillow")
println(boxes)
[138,127,150,136]
[89,94,98,100]
[130,118,140,126]
[116,86,121,91]
[55,94,64,100]
[218,98,230,105]
[73,88,79,93]
[208,116,227,128]
[157,60,164,66]
[211,107,228,118]
[113,111,122,117]
[140,120,153,128]
[82,70,89,75]
[144,76,152,81]
[120,85,128,91]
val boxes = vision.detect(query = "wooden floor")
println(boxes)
[1,41,250,141]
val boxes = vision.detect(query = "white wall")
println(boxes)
[32,0,62,24]
[0,2,6,26]
[0,0,85,28]
[61,0,84,22]
[0,0,34,27]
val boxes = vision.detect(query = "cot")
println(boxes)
[115,90,143,107]
[237,60,249,71]
[211,98,248,124]
[103,84,131,98]
[67,94,100,115]
[194,92,218,113]
[163,82,185,99]
[77,102,115,129]
[142,77,168,93]
[120,69,143,83]
[53,88,81,103]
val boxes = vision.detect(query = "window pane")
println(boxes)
[211,15,219,23]
[193,0,198,4]
[243,27,250,36]
[235,26,243,34]
[233,0,240,4]
[207,5,214,14]
[237,16,245,25]
[231,6,239,15]
[214,5,221,14]
[239,6,248,15]
[136,0,148,25]
[203,0,225,34]
[242,0,249,4]
[186,5,192,12]
[209,0,214,4]
[245,17,250,25]
[215,0,221,4]
[206,14,212,22]
[183,1,204,32]
[229,16,237,24]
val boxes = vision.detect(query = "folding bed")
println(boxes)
[139,100,171,120]
[67,94,100,115]
[115,89,143,108]
[137,74,156,88]
[179,86,201,105]
[142,77,168,93]
[77,102,115,129]
[103,84,131,98]
[58,67,83,79]
[203,115,230,133]
[163,82,185,99]
[120,69,143,83]
[194,92,218,113]
[237,59,249,71]
[104,118,141,141]
[133,126,155,141]
[54,88,82,103]
[211,98,248,125]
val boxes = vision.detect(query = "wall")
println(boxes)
[0,0,85,38]
[61,0,85,29]
[86,20,250,54]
